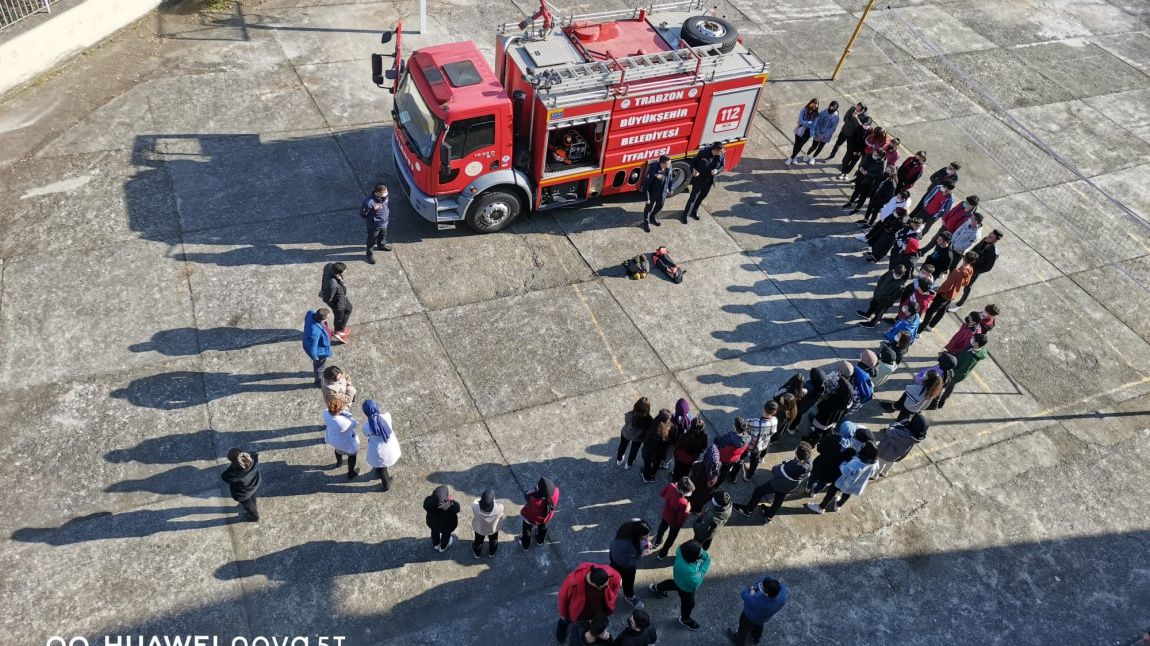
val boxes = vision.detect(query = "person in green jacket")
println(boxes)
[937,333,988,409]
[648,539,710,631]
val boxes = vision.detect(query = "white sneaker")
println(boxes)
[445,534,456,550]
[803,156,813,164]
[623,461,632,470]
[616,458,624,467]
[784,157,794,165]
[625,595,645,609]
[804,502,825,514]
[946,305,960,312]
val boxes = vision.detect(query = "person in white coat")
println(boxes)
[471,489,505,558]
[805,442,879,514]
[362,399,400,491]
[323,395,361,480]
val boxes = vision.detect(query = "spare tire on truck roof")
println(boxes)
[680,15,739,53]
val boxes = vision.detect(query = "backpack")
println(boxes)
[652,247,684,283]
[622,254,650,280]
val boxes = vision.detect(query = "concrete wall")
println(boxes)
[0,0,162,97]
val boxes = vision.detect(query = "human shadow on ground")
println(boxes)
[10,506,239,545]
[72,527,1150,645]
[129,326,299,356]
[110,370,313,409]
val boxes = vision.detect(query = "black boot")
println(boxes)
[377,229,392,252]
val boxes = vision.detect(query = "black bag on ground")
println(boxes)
[622,254,650,279]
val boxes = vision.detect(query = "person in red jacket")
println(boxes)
[556,563,622,642]
[896,151,926,193]
[653,477,694,560]
[919,195,978,256]
[944,311,984,356]
[714,417,751,484]
[520,477,559,552]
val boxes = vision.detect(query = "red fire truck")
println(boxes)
[371,0,768,232]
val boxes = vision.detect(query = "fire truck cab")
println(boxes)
[375,0,768,232]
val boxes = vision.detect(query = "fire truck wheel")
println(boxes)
[465,189,522,233]
[668,160,692,197]
[680,15,739,53]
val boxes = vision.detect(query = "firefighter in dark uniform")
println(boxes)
[642,154,673,232]
[683,142,725,223]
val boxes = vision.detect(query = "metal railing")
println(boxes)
[1,0,57,31]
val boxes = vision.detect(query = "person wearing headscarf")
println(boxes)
[221,448,261,522]
[520,477,559,551]
[422,485,461,552]
[471,489,504,558]
[609,519,652,608]
[323,395,360,480]
[667,398,693,470]
[362,399,400,491]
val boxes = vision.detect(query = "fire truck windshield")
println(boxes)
[394,71,440,162]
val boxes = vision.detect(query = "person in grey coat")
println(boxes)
[874,414,929,478]
[691,490,732,550]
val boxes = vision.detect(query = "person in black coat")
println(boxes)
[423,485,461,552]
[683,142,725,222]
[954,230,1002,308]
[809,365,853,437]
[567,613,612,645]
[796,367,827,423]
[221,449,261,522]
[320,262,353,343]
[837,116,872,179]
[733,442,812,524]
[614,609,658,646]
[860,168,897,225]
[642,155,673,232]
[857,263,909,326]
[844,150,887,212]
[865,207,908,263]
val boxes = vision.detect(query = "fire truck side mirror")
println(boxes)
[439,140,452,179]
[381,31,394,45]
[371,54,385,87]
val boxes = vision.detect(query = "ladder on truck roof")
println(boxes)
[498,0,704,34]
[526,44,764,106]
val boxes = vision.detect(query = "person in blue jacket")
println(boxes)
[361,183,391,262]
[302,308,333,387]
[728,576,789,645]
[642,155,673,232]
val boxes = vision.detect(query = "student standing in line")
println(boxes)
[691,490,732,550]
[320,262,353,343]
[715,418,751,484]
[520,477,560,551]
[610,519,652,609]
[734,442,813,524]
[823,102,866,161]
[912,161,961,212]
[653,477,694,560]
[857,263,909,327]
[687,445,722,514]
[837,116,873,180]
[874,414,929,479]
[301,308,332,387]
[920,195,979,255]
[945,311,985,356]
[922,251,979,332]
[221,448,261,522]
[671,417,708,481]
[860,168,898,225]
[881,370,944,421]
[910,181,956,235]
[648,539,711,631]
[806,424,871,495]
[798,101,839,163]
[743,401,779,479]
[953,230,1003,310]
[323,395,361,480]
[873,332,911,387]
[641,410,674,483]
[423,485,461,552]
[843,149,888,214]
[613,609,658,646]
[785,99,819,165]
[617,397,654,469]
[567,614,612,646]
[727,576,789,646]
[937,333,990,409]
[362,399,399,491]
[471,488,504,558]
[896,151,926,193]
[683,142,726,222]
[805,442,879,514]
[556,564,622,642]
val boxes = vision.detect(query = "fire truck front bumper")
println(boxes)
[391,134,461,225]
